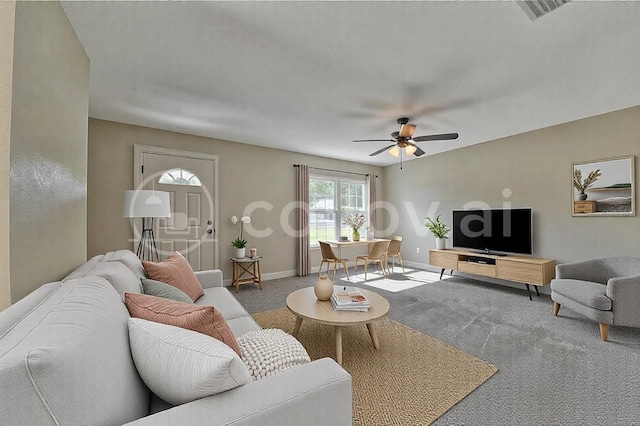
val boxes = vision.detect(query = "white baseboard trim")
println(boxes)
[222,269,297,287]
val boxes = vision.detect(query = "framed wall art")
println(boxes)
[572,156,636,216]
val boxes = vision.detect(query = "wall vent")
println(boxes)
[518,0,571,21]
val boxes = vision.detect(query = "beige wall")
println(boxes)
[9,2,89,303]
[382,106,640,280]
[0,2,16,310]
[87,119,383,280]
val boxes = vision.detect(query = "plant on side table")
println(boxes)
[425,215,451,250]
[231,215,251,258]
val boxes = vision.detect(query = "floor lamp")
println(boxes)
[123,190,172,262]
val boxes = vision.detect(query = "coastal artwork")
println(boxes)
[572,156,636,216]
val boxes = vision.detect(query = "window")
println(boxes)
[158,168,202,186]
[309,175,368,246]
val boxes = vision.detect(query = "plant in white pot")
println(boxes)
[425,215,451,250]
[231,215,251,258]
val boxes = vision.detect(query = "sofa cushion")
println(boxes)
[143,252,204,302]
[141,278,193,304]
[104,249,148,279]
[237,329,310,381]
[128,318,251,405]
[551,279,612,310]
[124,293,242,355]
[0,277,149,426]
[87,262,143,300]
[196,287,252,320]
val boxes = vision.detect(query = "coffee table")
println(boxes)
[286,286,389,365]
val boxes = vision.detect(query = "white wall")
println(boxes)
[0,1,16,310]
[9,1,90,303]
[87,118,383,281]
[382,106,640,287]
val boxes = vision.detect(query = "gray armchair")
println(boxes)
[551,257,640,341]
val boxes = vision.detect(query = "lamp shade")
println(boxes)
[405,144,417,156]
[123,190,172,218]
[388,146,401,157]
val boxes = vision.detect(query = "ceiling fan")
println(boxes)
[353,117,459,160]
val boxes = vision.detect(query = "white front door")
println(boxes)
[135,146,219,270]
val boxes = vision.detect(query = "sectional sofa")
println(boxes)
[0,250,352,425]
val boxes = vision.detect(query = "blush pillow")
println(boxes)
[124,292,242,356]
[142,252,204,302]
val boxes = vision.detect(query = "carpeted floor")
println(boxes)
[232,268,640,425]
[253,308,497,425]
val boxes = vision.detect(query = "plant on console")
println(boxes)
[425,215,450,239]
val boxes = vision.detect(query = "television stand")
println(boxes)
[429,249,555,300]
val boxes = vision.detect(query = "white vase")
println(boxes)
[234,247,246,259]
[314,274,334,301]
[435,238,446,250]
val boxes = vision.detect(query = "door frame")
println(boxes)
[134,144,220,269]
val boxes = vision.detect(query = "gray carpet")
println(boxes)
[231,268,640,425]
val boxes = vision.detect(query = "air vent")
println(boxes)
[518,0,571,21]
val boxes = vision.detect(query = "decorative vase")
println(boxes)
[234,247,246,259]
[352,229,360,241]
[314,274,334,301]
[577,193,588,201]
[435,238,446,250]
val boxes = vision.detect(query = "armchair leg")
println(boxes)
[553,302,560,316]
[599,323,609,341]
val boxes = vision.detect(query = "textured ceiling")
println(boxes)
[61,1,640,166]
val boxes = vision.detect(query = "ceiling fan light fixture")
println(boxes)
[388,146,400,157]
[405,144,417,156]
[398,124,416,138]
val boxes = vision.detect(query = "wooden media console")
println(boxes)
[429,249,555,300]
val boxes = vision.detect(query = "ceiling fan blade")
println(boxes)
[412,133,459,142]
[413,146,426,157]
[369,144,397,156]
[353,139,395,143]
[399,123,417,138]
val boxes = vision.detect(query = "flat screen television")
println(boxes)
[452,208,533,255]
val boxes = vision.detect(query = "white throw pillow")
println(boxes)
[127,318,251,405]
[237,329,311,381]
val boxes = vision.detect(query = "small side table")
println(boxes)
[231,256,263,293]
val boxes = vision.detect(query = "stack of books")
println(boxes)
[330,287,370,312]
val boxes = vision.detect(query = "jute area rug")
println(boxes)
[253,308,498,425]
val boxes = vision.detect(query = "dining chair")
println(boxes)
[319,241,350,281]
[354,240,389,281]
[385,236,404,273]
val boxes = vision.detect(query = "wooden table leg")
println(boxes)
[257,260,262,290]
[366,322,380,349]
[335,326,343,365]
[232,262,239,293]
[292,317,303,336]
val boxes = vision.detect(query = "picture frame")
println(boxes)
[572,156,636,216]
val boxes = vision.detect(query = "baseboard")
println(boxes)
[222,269,297,287]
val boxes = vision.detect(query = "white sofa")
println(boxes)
[0,250,352,425]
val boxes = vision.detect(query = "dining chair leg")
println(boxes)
[333,262,338,281]
[341,261,350,280]
[398,253,404,272]
[364,261,368,281]
[319,260,325,277]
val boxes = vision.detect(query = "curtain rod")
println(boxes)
[293,164,377,178]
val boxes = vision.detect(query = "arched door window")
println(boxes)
[159,168,202,186]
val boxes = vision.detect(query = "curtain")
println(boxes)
[295,165,310,276]
[368,173,377,237]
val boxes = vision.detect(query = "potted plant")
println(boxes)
[573,168,601,200]
[230,215,251,258]
[344,213,366,241]
[425,215,450,250]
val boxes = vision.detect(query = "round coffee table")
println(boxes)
[286,286,389,365]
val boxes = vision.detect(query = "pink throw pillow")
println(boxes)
[124,292,242,356]
[143,252,204,302]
